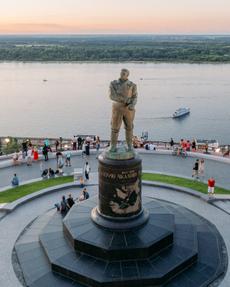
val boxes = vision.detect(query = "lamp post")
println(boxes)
[5,138,10,144]
[4,137,11,154]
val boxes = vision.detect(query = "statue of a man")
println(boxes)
[109,69,137,152]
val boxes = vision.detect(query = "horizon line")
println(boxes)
[1,33,230,36]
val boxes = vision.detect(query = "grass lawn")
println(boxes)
[0,173,229,204]
[0,176,73,203]
[142,173,230,195]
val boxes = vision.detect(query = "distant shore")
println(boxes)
[1,34,230,63]
[1,60,230,64]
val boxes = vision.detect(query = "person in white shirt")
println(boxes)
[84,162,91,180]
[26,148,33,166]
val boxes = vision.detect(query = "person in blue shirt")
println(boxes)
[12,174,19,186]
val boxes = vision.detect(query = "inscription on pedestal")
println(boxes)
[98,154,142,218]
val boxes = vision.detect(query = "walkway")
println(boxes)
[0,151,230,189]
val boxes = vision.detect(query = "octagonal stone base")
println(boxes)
[63,202,174,260]
[14,196,226,287]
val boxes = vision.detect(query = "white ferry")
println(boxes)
[173,107,190,118]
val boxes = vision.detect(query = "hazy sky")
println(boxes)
[0,0,230,34]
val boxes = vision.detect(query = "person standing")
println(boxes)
[56,151,63,165]
[33,147,39,161]
[44,138,50,148]
[42,144,49,161]
[208,177,215,197]
[182,139,187,151]
[186,140,191,152]
[65,149,71,167]
[78,136,83,150]
[85,141,90,156]
[22,140,28,158]
[191,139,197,151]
[72,136,77,151]
[170,138,174,149]
[192,159,199,179]
[26,147,33,166]
[84,161,91,180]
[11,174,19,186]
[55,139,59,152]
[59,137,63,151]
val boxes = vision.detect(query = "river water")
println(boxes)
[0,62,229,144]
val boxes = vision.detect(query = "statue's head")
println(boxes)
[120,69,129,81]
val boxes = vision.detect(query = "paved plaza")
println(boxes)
[0,151,230,189]
[0,151,229,286]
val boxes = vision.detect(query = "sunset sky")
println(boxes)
[0,0,230,34]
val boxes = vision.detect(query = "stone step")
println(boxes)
[63,210,175,260]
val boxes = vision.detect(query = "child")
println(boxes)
[79,176,85,188]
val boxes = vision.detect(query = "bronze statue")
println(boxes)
[109,69,137,152]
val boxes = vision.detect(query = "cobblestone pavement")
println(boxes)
[0,152,229,189]
[0,185,230,287]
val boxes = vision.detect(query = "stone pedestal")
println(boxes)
[98,152,142,218]
[91,149,150,230]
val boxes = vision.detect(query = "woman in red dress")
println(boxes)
[33,147,39,161]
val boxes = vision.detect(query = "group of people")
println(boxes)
[191,158,215,197]
[41,167,56,179]
[13,139,39,166]
[55,188,89,215]
[11,134,102,169]
[69,135,101,158]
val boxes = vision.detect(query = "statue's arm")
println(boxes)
[109,82,127,104]
[128,84,137,110]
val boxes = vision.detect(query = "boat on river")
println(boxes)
[173,107,190,118]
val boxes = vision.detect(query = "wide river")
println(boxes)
[0,62,229,144]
